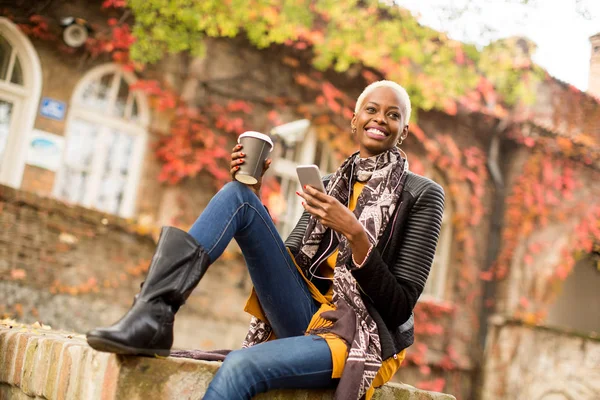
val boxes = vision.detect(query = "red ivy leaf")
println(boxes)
[102,0,126,9]
[523,137,535,147]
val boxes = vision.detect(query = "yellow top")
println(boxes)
[244,182,406,399]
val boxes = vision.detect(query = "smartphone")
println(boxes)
[296,164,326,193]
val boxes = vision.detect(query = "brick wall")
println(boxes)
[0,183,255,351]
[0,183,154,321]
[0,183,155,292]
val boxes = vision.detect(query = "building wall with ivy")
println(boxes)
[2,1,600,399]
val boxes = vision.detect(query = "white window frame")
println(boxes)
[420,171,452,301]
[53,63,149,218]
[271,128,336,238]
[0,17,42,188]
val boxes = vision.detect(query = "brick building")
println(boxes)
[0,2,599,399]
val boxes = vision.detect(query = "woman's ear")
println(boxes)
[351,113,357,130]
[401,125,409,140]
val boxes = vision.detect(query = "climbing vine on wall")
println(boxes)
[151,99,252,188]
[489,140,600,324]
[124,0,544,111]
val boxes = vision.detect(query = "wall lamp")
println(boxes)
[59,17,92,48]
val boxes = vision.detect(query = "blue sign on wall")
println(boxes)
[39,97,67,121]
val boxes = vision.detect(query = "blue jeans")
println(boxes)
[188,182,336,399]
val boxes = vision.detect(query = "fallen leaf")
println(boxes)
[10,269,26,280]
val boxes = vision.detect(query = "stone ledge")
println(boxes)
[0,321,456,400]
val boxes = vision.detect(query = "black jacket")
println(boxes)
[284,171,445,360]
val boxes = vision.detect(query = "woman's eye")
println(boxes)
[389,113,400,119]
[366,107,376,113]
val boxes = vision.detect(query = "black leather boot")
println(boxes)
[86,227,210,357]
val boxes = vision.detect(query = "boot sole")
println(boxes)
[86,336,171,358]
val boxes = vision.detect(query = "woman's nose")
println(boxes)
[373,112,387,124]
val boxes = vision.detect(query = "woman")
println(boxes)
[86,80,445,400]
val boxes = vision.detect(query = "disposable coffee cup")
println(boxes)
[235,131,274,185]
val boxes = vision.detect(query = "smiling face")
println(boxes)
[352,86,409,158]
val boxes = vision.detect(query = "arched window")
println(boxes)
[270,127,337,238]
[54,64,149,218]
[0,18,42,188]
[422,171,453,300]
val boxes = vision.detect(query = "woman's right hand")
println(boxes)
[230,143,272,195]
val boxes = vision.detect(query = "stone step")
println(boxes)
[0,321,456,400]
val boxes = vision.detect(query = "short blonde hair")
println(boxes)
[354,80,411,125]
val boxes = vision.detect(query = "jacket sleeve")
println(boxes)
[350,182,445,328]
[284,210,310,255]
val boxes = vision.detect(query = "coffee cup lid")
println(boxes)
[238,131,274,151]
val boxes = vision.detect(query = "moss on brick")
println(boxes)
[373,386,412,400]
[0,383,36,400]
[114,356,218,399]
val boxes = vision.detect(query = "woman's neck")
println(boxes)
[358,149,389,160]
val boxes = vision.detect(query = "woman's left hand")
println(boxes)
[298,185,372,265]
[297,186,362,241]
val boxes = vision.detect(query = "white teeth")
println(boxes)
[366,128,386,136]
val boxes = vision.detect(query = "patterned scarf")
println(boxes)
[297,147,407,399]
[243,147,407,399]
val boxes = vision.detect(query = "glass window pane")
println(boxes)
[284,143,297,161]
[275,175,297,238]
[314,140,324,169]
[80,73,114,112]
[270,143,284,163]
[312,139,334,174]
[96,172,126,215]
[95,129,134,214]
[10,57,23,85]
[131,98,139,121]
[113,76,129,118]
[106,128,134,174]
[57,119,98,205]
[425,212,452,298]
[63,119,98,169]
[0,100,14,162]
[0,36,11,81]
[57,167,89,204]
